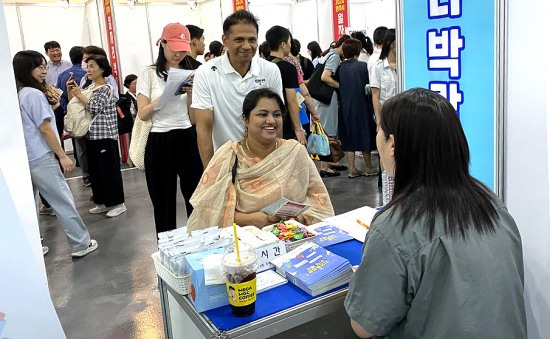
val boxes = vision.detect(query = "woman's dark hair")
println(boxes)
[379,29,396,60]
[124,74,137,88]
[290,39,301,57]
[375,88,498,239]
[86,54,112,77]
[307,41,323,60]
[373,26,388,46]
[223,10,259,36]
[259,41,271,59]
[13,50,47,93]
[209,41,223,57]
[204,52,212,59]
[351,31,374,55]
[342,38,362,59]
[322,35,351,56]
[242,88,287,122]
[83,45,107,58]
[154,42,195,81]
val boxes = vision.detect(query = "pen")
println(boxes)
[356,219,369,230]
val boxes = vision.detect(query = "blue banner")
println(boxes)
[403,0,496,189]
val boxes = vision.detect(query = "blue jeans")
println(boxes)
[29,152,91,251]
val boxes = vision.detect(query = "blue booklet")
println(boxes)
[271,242,352,296]
[310,224,354,247]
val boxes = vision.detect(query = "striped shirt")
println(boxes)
[86,85,118,141]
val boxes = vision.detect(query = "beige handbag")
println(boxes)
[129,67,154,170]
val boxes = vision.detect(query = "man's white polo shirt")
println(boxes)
[191,53,283,150]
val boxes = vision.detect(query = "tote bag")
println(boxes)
[307,121,331,160]
[64,84,109,137]
[129,68,154,170]
[306,53,335,105]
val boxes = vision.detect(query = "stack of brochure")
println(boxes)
[307,223,354,247]
[270,242,352,296]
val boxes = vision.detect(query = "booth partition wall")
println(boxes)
[3,0,396,81]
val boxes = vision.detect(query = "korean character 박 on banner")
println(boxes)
[427,27,465,79]
[429,81,464,115]
[428,0,462,19]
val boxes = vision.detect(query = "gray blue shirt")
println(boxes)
[345,194,527,339]
[45,60,72,86]
[18,87,60,162]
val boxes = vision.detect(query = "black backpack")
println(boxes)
[116,95,134,135]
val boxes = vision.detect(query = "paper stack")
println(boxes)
[270,242,352,296]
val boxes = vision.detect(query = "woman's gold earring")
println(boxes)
[244,127,248,138]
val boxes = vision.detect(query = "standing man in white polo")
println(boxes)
[192,10,283,168]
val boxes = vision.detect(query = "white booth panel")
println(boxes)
[199,0,224,47]
[3,5,23,57]
[113,3,152,81]
[316,0,333,50]
[86,0,103,46]
[18,5,90,58]
[363,0,396,38]
[291,0,319,58]
[147,3,202,59]
[249,2,291,43]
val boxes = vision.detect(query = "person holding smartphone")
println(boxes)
[136,23,203,234]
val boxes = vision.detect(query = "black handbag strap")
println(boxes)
[231,155,238,185]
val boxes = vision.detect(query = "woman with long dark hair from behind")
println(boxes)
[13,50,98,257]
[350,31,374,63]
[344,88,526,338]
[307,41,323,68]
[136,23,203,234]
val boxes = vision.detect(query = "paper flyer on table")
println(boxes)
[154,68,195,110]
[323,206,378,243]
[261,198,310,218]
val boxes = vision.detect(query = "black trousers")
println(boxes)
[145,127,203,234]
[86,138,125,207]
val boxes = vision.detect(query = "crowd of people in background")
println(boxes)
[11,10,399,254]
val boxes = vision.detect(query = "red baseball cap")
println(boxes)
[158,23,191,52]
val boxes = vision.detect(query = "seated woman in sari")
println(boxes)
[187,88,334,231]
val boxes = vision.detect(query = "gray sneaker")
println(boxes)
[71,239,98,258]
[348,169,365,178]
[106,203,127,218]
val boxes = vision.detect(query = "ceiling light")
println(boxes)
[127,0,138,10]
[59,0,69,9]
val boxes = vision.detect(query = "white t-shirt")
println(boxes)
[368,48,382,83]
[191,53,283,150]
[370,59,398,104]
[137,66,192,133]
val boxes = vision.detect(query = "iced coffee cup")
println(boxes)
[221,242,258,317]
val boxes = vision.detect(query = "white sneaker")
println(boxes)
[89,204,109,214]
[106,203,127,218]
[71,239,98,258]
[43,246,49,256]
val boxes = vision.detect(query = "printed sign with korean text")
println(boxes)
[403,0,496,189]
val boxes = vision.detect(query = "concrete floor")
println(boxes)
[41,155,381,339]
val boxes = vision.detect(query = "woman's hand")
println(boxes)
[59,155,74,175]
[234,211,280,229]
[70,84,82,97]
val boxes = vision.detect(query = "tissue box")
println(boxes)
[185,248,229,312]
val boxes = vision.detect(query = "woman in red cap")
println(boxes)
[136,23,203,234]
